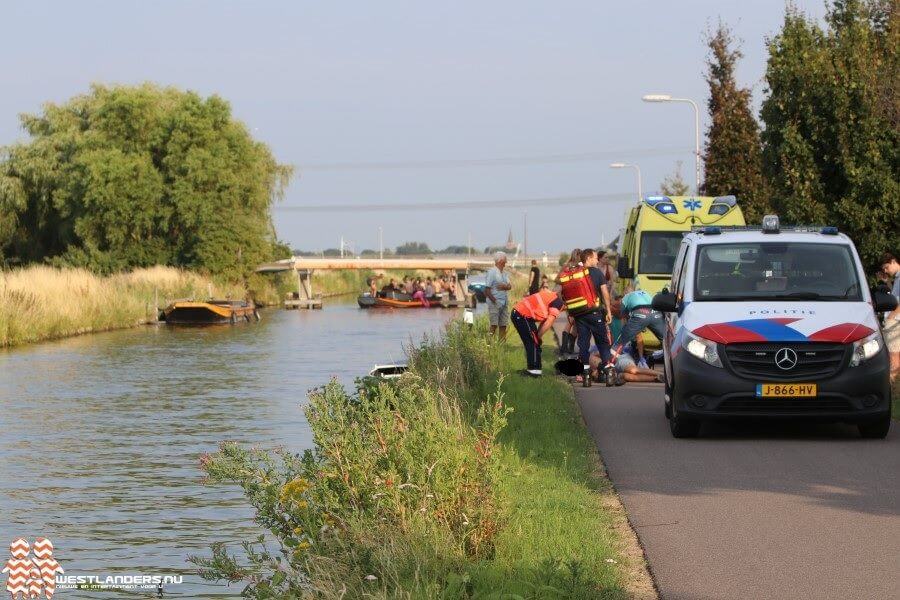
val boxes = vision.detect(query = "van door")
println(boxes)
[664,241,691,384]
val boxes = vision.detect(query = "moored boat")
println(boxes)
[161,299,259,325]
[357,289,446,309]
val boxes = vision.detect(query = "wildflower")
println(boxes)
[279,477,312,506]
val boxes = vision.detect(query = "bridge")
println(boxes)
[255,257,496,309]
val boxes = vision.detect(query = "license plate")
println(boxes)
[755,383,817,397]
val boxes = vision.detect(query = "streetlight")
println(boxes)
[642,94,701,194]
[610,162,643,201]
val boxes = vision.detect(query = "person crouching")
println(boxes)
[511,289,566,377]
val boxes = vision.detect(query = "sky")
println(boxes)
[0,1,829,255]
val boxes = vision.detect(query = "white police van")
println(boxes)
[652,216,897,438]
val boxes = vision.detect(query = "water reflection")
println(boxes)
[0,302,456,597]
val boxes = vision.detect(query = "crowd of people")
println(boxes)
[368,273,459,302]
[486,245,900,388]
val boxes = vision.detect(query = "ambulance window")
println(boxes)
[638,232,682,274]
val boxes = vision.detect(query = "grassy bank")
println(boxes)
[196,319,651,598]
[0,265,245,347]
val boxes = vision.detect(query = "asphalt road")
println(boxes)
[575,383,900,600]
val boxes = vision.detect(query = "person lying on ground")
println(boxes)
[589,343,664,384]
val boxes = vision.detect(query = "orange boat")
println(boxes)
[357,291,445,309]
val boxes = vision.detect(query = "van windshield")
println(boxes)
[639,231,682,274]
[694,242,862,301]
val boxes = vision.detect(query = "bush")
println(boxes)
[193,321,510,597]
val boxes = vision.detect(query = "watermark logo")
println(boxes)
[2,537,64,599]
[4,538,183,596]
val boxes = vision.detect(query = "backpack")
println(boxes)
[558,265,600,316]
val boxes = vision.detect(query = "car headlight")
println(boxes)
[850,331,882,367]
[683,330,723,368]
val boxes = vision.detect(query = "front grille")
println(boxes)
[724,342,847,381]
[718,397,853,413]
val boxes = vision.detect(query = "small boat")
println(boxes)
[368,364,408,379]
[358,290,445,309]
[161,299,259,325]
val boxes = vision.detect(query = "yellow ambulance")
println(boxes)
[616,195,746,297]
[614,195,745,348]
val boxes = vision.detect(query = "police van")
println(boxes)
[651,216,897,439]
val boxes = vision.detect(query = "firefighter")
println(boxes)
[510,288,566,377]
[563,248,614,385]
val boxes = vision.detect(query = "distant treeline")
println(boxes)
[292,242,513,256]
[0,83,292,281]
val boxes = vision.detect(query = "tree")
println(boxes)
[0,83,292,279]
[760,1,899,269]
[438,245,477,255]
[659,161,691,196]
[395,241,432,255]
[701,23,770,223]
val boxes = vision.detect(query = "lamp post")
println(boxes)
[642,94,701,194]
[610,162,643,202]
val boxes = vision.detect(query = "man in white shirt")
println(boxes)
[485,251,512,340]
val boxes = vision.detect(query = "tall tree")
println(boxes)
[701,23,770,223]
[0,83,292,279]
[760,1,899,269]
[659,161,691,196]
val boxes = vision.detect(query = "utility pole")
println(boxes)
[340,236,344,259]
[467,232,472,259]
[378,227,383,260]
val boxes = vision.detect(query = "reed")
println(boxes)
[0,265,245,347]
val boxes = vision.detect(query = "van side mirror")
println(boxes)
[652,292,678,313]
[872,289,898,313]
[617,257,634,279]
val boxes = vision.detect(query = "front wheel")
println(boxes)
[669,399,700,438]
[858,416,890,439]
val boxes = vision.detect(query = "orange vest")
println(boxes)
[514,290,561,321]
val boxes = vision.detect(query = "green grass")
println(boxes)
[467,342,633,597]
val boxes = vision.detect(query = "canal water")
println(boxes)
[0,302,458,597]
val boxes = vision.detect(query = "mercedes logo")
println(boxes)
[774,347,798,370]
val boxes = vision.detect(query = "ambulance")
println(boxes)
[652,215,896,438]
[614,195,745,347]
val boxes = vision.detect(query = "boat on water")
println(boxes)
[368,364,408,379]
[160,299,259,325]
[357,290,446,309]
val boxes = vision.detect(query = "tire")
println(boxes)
[668,399,700,438]
[664,381,673,419]
[858,416,890,439]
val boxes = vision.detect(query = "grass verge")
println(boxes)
[0,265,245,347]
[195,319,651,598]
